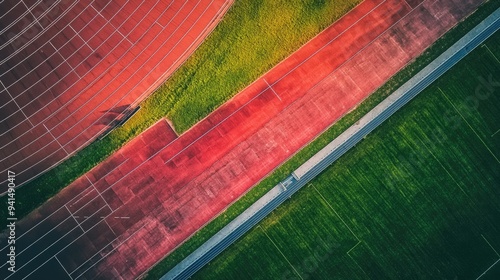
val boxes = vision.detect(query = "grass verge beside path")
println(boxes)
[188,13,500,280]
[0,0,361,228]
[143,1,500,278]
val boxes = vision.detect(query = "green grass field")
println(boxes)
[187,26,500,280]
[0,0,362,227]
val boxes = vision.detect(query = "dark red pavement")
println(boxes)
[0,0,485,279]
[0,0,233,192]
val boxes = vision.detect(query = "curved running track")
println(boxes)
[0,0,233,192]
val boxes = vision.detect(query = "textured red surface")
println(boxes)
[0,0,233,191]
[0,0,485,279]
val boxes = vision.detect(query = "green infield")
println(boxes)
[188,23,500,279]
[202,190,361,279]
[142,1,500,278]
[0,0,362,226]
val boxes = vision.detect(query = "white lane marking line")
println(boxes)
[439,88,499,164]
[476,258,500,280]
[482,234,500,257]
[259,225,302,280]
[0,80,34,127]
[85,175,114,212]
[66,205,84,232]
[104,218,117,236]
[491,129,500,137]
[481,44,500,64]
[43,123,69,155]
[55,255,74,280]
[264,78,282,101]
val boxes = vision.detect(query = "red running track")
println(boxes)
[0,0,233,192]
[0,0,485,279]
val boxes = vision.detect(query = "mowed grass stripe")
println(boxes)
[391,94,497,201]
[261,190,358,268]
[198,186,363,280]
[189,20,500,280]
[203,226,300,279]
[432,41,500,152]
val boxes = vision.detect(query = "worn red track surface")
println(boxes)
[0,0,484,279]
[0,0,233,192]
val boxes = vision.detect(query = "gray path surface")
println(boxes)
[161,8,500,280]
